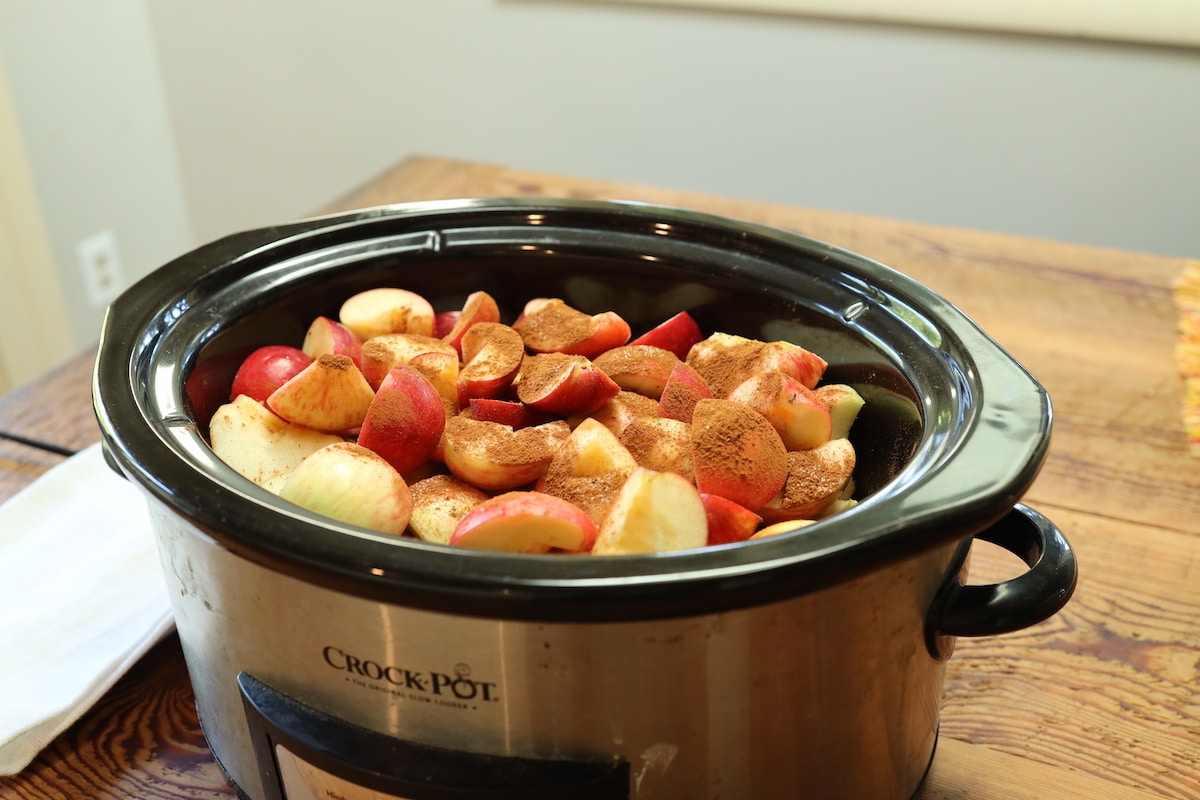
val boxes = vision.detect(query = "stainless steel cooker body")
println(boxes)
[94,199,1077,800]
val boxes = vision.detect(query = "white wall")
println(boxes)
[0,0,193,348]
[4,1,1199,350]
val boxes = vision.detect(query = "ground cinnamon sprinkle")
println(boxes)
[686,335,767,397]
[778,443,855,510]
[317,353,354,372]
[537,467,631,526]
[460,323,524,380]
[516,353,578,402]
[512,299,595,351]
[690,399,788,500]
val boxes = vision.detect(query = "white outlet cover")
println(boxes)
[76,229,126,306]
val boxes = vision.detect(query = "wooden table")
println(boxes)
[2,156,1198,799]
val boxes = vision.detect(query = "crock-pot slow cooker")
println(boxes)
[93,199,1076,800]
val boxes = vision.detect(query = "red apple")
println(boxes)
[441,415,571,492]
[592,468,708,555]
[278,442,412,535]
[441,290,502,356]
[629,310,704,360]
[814,383,865,440]
[434,310,460,338]
[592,344,680,400]
[516,353,621,416]
[701,493,763,546]
[456,322,525,406]
[619,416,694,482]
[690,398,789,510]
[467,398,554,429]
[302,316,363,369]
[759,439,857,523]
[450,491,597,553]
[339,287,435,340]
[407,473,490,545]
[357,363,447,476]
[361,333,457,390]
[657,361,713,424]
[512,298,631,359]
[209,395,343,491]
[535,417,639,526]
[726,370,832,451]
[266,353,375,432]
[229,345,313,404]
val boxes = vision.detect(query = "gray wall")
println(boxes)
[4,0,1199,349]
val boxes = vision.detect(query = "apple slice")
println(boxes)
[814,383,866,439]
[749,519,817,539]
[266,354,375,432]
[407,473,490,545]
[339,287,436,340]
[701,493,763,546]
[361,333,457,390]
[441,290,502,356]
[229,345,313,404]
[409,350,461,419]
[759,438,857,523]
[467,398,555,429]
[657,361,713,424]
[516,353,621,416]
[591,468,708,555]
[686,333,828,396]
[512,298,631,359]
[535,417,639,526]
[278,442,412,536]
[302,316,364,369]
[450,491,597,553]
[592,344,680,400]
[578,390,660,437]
[457,322,525,406]
[209,395,344,489]
[619,416,694,482]
[727,371,832,451]
[434,310,460,339]
[441,415,571,491]
[357,363,447,476]
[690,398,789,511]
[629,310,704,360]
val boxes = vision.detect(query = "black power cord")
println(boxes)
[0,430,79,457]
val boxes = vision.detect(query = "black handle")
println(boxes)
[928,503,1077,658]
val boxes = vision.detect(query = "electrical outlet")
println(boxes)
[76,229,126,307]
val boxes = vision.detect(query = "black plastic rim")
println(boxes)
[93,198,1052,622]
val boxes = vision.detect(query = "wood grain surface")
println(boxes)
[2,156,1197,799]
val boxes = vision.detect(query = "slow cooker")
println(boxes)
[93,198,1076,800]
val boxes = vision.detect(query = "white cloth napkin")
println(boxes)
[0,442,174,775]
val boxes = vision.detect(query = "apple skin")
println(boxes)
[450,491,597,553]
[726,370,832,451]
[229,345,313,404]
[690,398,789,511]
[357,363,447,476]
[619,416,694,482]
[339,287,436,340]
[467,398,555,429]
[657,361,713,424]
[591,467,708,555]
[265,353,376,433]
[278,442,413,536]
[302,316,364,369]
[516,353,621,416]
[441,290,502,356]
[701,493,763,546]
[209,395,344,490]
[629,310,704,360]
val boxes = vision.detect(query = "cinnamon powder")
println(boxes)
[512,299,595,351]
[686,336,767,398]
